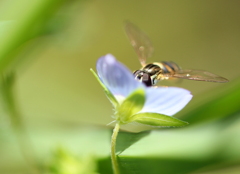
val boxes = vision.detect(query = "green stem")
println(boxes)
[111,122,120,174]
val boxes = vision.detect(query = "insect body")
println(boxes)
[133,61,181,86]
[125,22,229,86]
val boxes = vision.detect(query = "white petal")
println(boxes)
[96,54,144,100]
[139,87,192,116]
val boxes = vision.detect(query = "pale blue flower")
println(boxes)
[97,54,192,118]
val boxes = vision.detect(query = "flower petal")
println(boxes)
[97,54,144,101]
[139,87,192,116]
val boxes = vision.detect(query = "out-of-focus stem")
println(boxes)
[111,122,120,174]
[0,74,39,174]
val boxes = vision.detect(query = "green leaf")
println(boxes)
[0,21,14,38]
[131,113,189,127]
[116,88,145,124]
[116,131,150,154]
[90,68,118,107]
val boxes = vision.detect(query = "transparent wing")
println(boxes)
[165,69,229,83]
[125,21,154,66]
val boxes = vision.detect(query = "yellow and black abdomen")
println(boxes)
[157,61,181,74]
[142,61,181,75]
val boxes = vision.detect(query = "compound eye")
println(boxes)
[142,73,152,86]
[136,75,141,80]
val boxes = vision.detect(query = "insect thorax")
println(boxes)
[133,63,162,86]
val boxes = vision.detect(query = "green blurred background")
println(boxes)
[0,0,240,173]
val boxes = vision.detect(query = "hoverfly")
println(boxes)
[125,22,229,86]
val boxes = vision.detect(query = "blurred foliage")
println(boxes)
[182,78,240,124]
[0,0,66,73]
[0,0,240,174]
[45,147,97,174]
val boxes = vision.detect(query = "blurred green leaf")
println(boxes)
[182,78,240,124]
[0,21,14,38]
[0,0,66,73]
[131,113,189,127]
